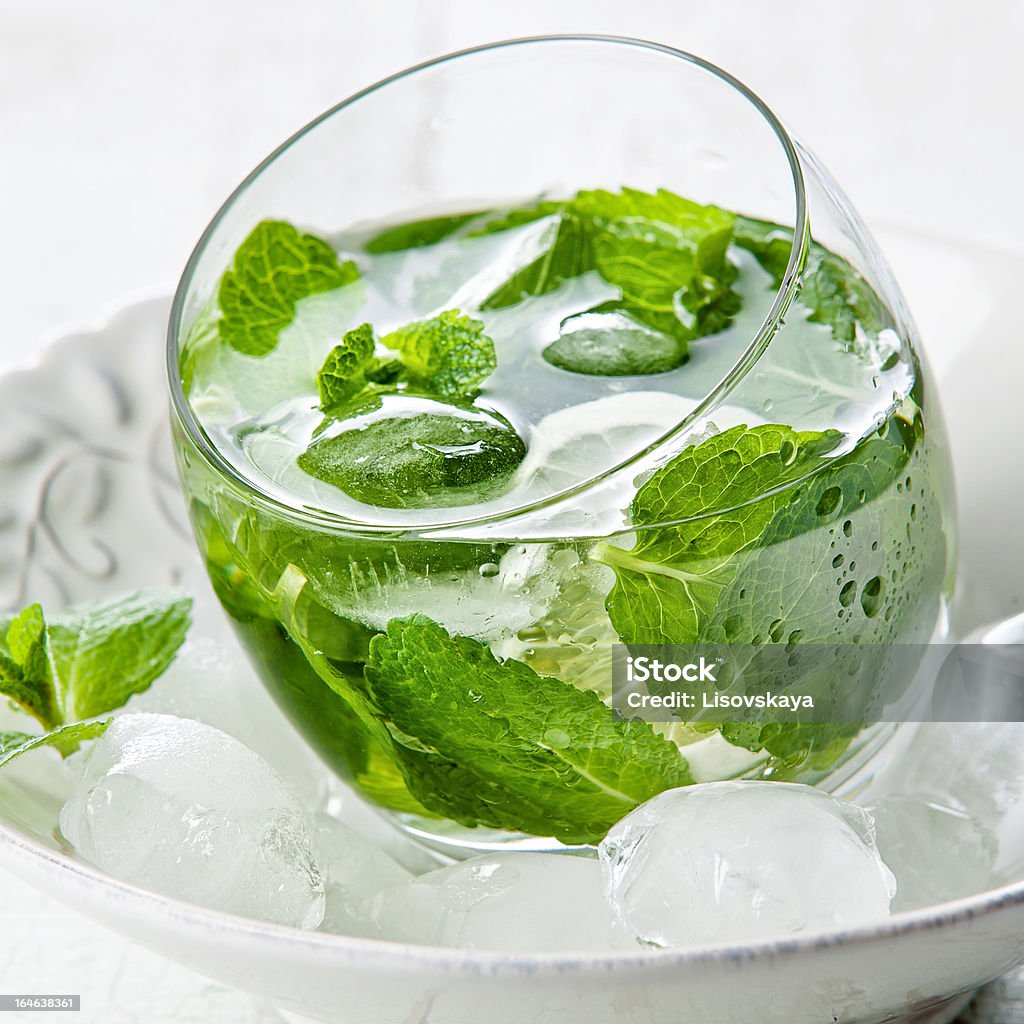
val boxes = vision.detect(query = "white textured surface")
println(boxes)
[2,1,1022,1019]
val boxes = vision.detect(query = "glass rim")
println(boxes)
[166,34,810,538]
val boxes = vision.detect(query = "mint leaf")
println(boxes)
[364,615,693,843]
[0,721,109,768]
[364,211,485,254]
[595,415,945,775]
[1,606,61,729]
[298,409,526,509]
[573,187,737,344]
[593,424,842,645]
[218,220,359,357]
[694,419,945,769]
[380,310,497,401]
[0,590,192,735]
[735,217,890,346]
[544,312,687,376]
[48,590,193,720]
[480,208,592,310]
[317,323,379,414]
[226,556,691,841]
[477,189,738,364]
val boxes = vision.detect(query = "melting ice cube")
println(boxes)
[600,782,896,948]
[126,636,331,809]
[866,793,997,911]
[371,852,622,952]
[310,813,414,936]
[59,713,325,930]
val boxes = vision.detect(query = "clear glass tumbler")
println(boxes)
[168,37,955,851]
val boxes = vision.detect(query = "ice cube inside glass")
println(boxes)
[168,37,954,852]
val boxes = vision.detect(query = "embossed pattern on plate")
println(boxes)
[0,297,193,612]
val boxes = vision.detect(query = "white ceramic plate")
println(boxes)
[1,224,1023,1024]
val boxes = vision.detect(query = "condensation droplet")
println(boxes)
[861,576,883,618]
[816,486,843,519]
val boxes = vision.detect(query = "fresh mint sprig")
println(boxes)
[303,310,514,507]
[380,309,497,401]
[476,187,740,369]
[0,590,192,764]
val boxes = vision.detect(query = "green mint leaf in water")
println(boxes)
[380,309,497,401]
[0,590,192,734]
[364,211,486,254]
[364,615,693,844]
[477,188,739,370]
[593,424,842,646]
[543,311,687,376]
[304,311,506,508]
[594,416,943,773]
[734,216,889,346]
[479,207,592,310]
[698,419,945,745]
[317,323,379,414]
[572,187,738,345]
[298,409,526,509]
[218,220,359,357]
[0,721,109,768]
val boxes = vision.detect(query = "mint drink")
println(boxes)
[174,189,950,846]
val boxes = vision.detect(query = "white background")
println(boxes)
[3,0,1024,369]
[2,1,1022,1020]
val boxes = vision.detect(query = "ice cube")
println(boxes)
[59,713,325,929]
[126,636,331,810]
[324,783,447,876]
[371,852,622,951]
[600,782,896,949]
[881,723,1024,826]
[310,813,414,935]
[866,793,997,911]
[863,722,1024,885]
